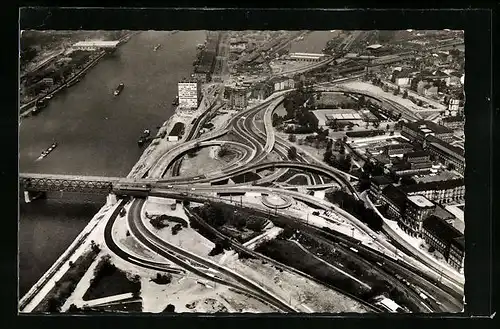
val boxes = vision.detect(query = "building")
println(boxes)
[404,150,432,170]
[72,40,120,51]
[401,120,455,144]
[392,68,414,87]
[445,71,463,87]
[380,184,408,220]
[373,296,404,313]
[422,215,464,273]
[385,143,414,158]
[370,175,393,199]
[229,86,248,109]
[400,178,465,205]
[424,136,465,174]
[229,40,247,52]
[41,77,55,86]
[167,122,185,142]
[400,195,435,237]
[178,79,202,109]
[289,52,327,62]
[423,85,438,97]
[440,116,464,130]
[271,77,295,92]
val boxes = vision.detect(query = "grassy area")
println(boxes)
[231,172,261,183]
[276,169,306,183]
[255,239,370,297]
[32,245,101,313]
[82,256,141,301]
[287,174,309,185]
[82,301,143,313]
[301,230,423,312]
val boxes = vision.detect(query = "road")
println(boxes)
[22,51,465,312]
[127,198,298,312]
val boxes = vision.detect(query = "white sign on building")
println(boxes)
[178,82,199,109]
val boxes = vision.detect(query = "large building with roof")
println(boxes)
[424,135,465,175]
[289,52,327,62]
[400,178,465,205]
[72,41,120,51]
[178,79,202,109]
[401,120,455,144]
[401,195,436,237]
[422,215,465,273]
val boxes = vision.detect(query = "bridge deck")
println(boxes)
[20,173,122,182]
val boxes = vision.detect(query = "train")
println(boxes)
[113,183,151,197]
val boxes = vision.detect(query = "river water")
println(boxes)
[290,31,338,54]
[18,31,206,297]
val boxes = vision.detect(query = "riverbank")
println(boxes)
[19,31,138,118]
[19,30,209,310]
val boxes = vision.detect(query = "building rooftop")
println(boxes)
[426,135,465,158]
[423,215,464,251]
[387,143,413,151]
[407,195,435,208]
[442,115,465,123]
[169,122,185,136]
[401,178,464,193]
[405,150,430,159]
[371,175,393,187]
[381,184,407,210]
[404,120,454,135]
[73,40,120,48]
[376,297,401,312]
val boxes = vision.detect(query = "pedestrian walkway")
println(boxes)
[79,293,134,308]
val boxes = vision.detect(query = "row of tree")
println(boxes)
[325,190,383,232]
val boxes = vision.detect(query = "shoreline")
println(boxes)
[19,31,207,309]
[19,31,139,118]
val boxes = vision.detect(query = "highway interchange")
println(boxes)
[105,82,464,313]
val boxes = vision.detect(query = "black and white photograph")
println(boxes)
[18,25,467,314]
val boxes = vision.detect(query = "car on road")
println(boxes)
[312,211,320,216]
[167,185,173,188]
[191,188,196,191]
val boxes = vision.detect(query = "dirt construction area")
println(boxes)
[224,258,372,313]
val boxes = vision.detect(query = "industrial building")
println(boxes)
[424,135,465,175]
[178,79,202,109]
[228,86,249,109]
[289,52,327,62]
[71,40,120,51]
[401,120,455,144]
[400,195,436,238]
[167,122,185,142]
[422,215,464,273]
[400,178,465,205]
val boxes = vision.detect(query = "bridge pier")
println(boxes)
[23,191,46,203]
[106,193,118,206]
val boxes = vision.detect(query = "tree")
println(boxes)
[288,134,296,142]
[386,124,390,131]
[323,150,333,164]
[288,146,297,160]
[400,176,417,186]
[326,139,333,151]
[164,304,176,313]
[447,163,456,171]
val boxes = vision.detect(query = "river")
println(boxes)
[18,30,206,297]
[290,31,338,54]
